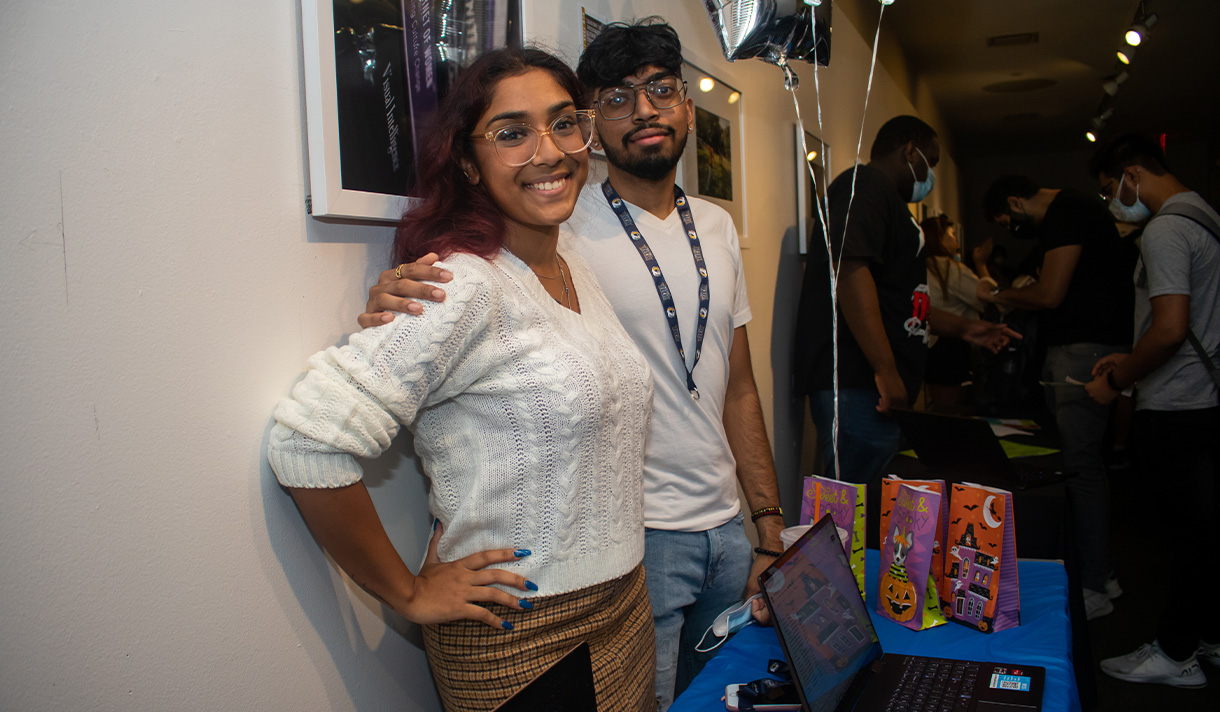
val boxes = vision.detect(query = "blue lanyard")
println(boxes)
[601,179,710,400]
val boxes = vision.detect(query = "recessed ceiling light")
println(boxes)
[699,77,715,92]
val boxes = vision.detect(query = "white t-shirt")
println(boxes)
[563,184,752,531]
[1132,192,1220,411]
[926,256,990,347]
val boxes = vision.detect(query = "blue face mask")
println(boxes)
[694,593,762,652]
[1108,173,1151,223]
[909,148,935,203]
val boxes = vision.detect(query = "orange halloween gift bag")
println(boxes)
[877,483,947,631]
[941,483,1020,633]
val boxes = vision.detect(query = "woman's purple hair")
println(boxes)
[392,48,587,266]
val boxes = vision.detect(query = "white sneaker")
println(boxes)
[1104,577,1122,599]
[1084,588,1114,620]
[1100,641,1208,688]
[1199,640,1220,666]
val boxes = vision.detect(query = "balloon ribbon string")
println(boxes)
[790,84,840,483]
[837,3,887,480]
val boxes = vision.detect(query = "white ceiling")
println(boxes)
[839,0,1220,153]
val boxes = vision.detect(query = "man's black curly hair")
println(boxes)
[577,17,683,92]
[982,175,1041,222]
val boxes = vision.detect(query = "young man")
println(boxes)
[360,20,785,709]
[793,116,1018,486]
[1084,134,1220,688]
[980,175,1136,620]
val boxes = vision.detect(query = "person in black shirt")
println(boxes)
[981,175,1136,620]
[794,116,1017,487]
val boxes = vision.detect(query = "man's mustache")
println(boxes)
[622,123,675,147]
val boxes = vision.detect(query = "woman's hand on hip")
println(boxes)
[402,522,537,630]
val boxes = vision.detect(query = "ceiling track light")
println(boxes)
[1125,11,1158,47]
[1102,70,1130,96]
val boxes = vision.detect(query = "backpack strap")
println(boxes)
[1146,202,1220,392]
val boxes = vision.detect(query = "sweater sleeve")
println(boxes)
[267,258,499,488]
[946,261,986,312]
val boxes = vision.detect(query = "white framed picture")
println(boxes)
[300,0,522,222]
[794,125,829,255]
[680,61,746,244]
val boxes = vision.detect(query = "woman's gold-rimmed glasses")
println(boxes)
[471,110,596,167]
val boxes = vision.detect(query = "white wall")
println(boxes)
[0,2,954,710]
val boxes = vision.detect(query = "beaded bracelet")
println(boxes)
[754,547,784,558]
[750,506,783,523]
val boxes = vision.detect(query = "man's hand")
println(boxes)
[1084,375,1120,405]
[744,554,776,626]
[874,369,908,413]
[961,320,1022,354]
[357,253,453,328]
[1085,353,1129,405]
[1091,353,1128,377]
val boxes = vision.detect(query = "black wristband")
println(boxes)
[1106,370,1123,391]
[754,546,784,558]
[750,506,784,523]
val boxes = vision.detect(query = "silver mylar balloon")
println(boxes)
[703,0,832,68]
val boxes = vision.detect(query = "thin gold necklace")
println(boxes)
[530,255,571,309]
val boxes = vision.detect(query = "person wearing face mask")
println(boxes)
[922,214,998,411]
[980,174,1136,621]
[794,116,1020,487]
[1081,134,1220,688]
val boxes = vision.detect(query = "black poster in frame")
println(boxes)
[302,0,522,221]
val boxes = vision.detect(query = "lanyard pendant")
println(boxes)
[690,388,700,400]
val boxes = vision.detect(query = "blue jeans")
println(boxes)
[1043,343,1125,591]
[809,388,902,484]
[644,512,753,711]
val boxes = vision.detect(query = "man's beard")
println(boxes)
[602,124,688,181]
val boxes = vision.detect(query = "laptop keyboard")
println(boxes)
[883,657,980,712]
[1014,466,1067,489]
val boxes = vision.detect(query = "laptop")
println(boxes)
[492,642,596,712]
[757,515,1045,712]
[888,409,1066,489]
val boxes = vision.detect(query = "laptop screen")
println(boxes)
[760,515,882,711]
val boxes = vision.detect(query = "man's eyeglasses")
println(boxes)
[470,111,595,167]
[595,77,688,120]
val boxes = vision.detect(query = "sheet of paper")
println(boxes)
[990,424,1033,438]
[1000,440,1060,459]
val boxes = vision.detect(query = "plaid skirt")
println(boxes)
[422,563,655,712]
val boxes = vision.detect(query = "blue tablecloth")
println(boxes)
[670,550,1080,712]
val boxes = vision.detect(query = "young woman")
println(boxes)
[268,49,655,711]
[923,215,996,409]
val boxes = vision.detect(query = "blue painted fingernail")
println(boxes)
[525,580,539,591]
[519,599,534,610]
[501,621,514,631]
[513,549,531,558]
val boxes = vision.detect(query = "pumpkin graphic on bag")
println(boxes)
[880,525,918,623]
[881,561,918,623]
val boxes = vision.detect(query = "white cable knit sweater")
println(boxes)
[268,249,653,596]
